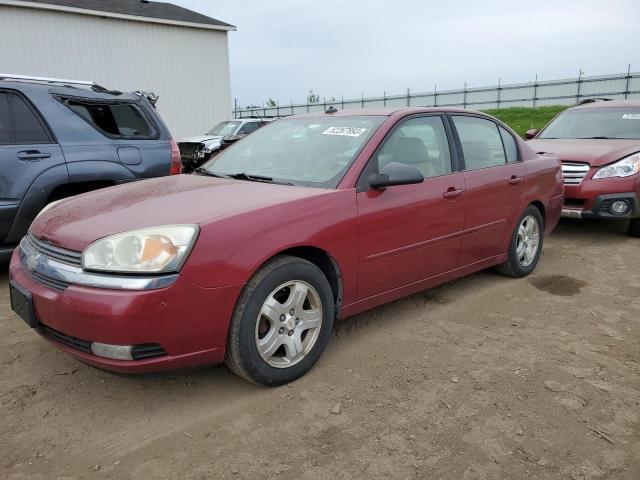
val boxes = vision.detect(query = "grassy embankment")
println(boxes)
[483,106,567,138]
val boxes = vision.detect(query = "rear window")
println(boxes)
[62,99,155,138]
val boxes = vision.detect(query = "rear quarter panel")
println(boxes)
[28,86,172,180]
[523,150,563,235]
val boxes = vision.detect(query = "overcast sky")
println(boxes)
[174,0,640,107]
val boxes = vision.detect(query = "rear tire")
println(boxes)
[495,205,544,278]
[629,218,640,238]
[225,255,334,386]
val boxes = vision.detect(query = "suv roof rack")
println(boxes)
[0,73,122,95]
[577,98,613,105]
[0,73,94,87]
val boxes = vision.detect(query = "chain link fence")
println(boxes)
[234,69,640,118]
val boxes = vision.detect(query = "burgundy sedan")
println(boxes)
[9,108,563,385]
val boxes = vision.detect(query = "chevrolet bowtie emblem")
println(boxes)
[26,254,40,272]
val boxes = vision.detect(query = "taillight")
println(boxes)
[169,139,182,175]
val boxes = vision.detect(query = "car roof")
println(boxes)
[570,99,640,110]
[289,106,487,119]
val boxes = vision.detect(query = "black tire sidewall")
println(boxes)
[507,206,544,276]
[233,260,334,386]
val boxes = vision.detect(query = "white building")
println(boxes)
[0,0,235,138]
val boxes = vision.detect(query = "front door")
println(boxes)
[356,115,466,300]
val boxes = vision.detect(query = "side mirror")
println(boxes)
[368,162,424,189]
[524,129,539,140]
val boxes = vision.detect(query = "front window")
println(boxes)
[202,116,384,188]
[539,108,640,140]
[206,121,241,136]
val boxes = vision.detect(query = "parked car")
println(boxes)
[178,118,270,173]
[0,74,181,261]
[526,99,640,236]
[10,107,563,385]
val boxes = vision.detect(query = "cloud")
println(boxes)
[175,0,640,105]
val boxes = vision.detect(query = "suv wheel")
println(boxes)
[225,255,334,386]
[496,205,544,278]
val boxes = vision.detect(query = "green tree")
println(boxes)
[266,98,277,108]
[307,90,320,104]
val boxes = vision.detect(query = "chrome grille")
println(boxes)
[561,162,590,185]
[26,233,82,267]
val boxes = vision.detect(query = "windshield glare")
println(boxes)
[207,121,241,136]
[202,116,384,187]
[539,108,640,139]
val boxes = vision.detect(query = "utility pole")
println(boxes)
[576,69,584,103]
[463,81,467,109]
[625,64,632,99]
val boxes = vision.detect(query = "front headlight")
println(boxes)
[593,153,640,179]
[82,225,199,273]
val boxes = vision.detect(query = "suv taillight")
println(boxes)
[169,139,182,175]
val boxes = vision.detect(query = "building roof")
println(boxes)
[3,0,235,31]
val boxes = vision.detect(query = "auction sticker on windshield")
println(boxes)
[622,113,640,120]
[322,127,368,137]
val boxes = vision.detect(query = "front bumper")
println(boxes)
[562,192,639,219]
[9,250,243,373]
[562,172,640,220]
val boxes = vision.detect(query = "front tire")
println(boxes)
[225,255,335,386]
[629,218,640,238]
[495,206,544,278]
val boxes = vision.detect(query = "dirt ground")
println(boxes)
[1,219,639,480]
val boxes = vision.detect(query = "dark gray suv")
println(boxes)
[0,75,181,260]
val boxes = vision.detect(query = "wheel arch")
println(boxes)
[529,200,546,224]
[253,246,344,319]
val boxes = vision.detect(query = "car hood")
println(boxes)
[32,175,333,252]
[179,135,223,143]
[527,139,640,167]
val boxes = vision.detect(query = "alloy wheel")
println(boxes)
[516,215,540,267]
[254,280,323,368]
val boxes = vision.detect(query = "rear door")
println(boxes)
[356,114,466,299]
[450,114,526,266]
[0,90,65,243]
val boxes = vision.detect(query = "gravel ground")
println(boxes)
[1,219,639,480]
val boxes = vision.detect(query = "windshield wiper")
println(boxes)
[579,136,612,139]
[193,167,229,178]
[227,172,293,186]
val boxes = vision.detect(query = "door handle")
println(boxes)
[508,175,522,186]
[443,188,464,200]
[17,151,50,161]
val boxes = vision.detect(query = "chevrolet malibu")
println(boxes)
[527,100,640,236]
[9,107,563,385]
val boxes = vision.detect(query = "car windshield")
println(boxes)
[207,121,241,136]
[539,107,640,139]
[202,116,384,188]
